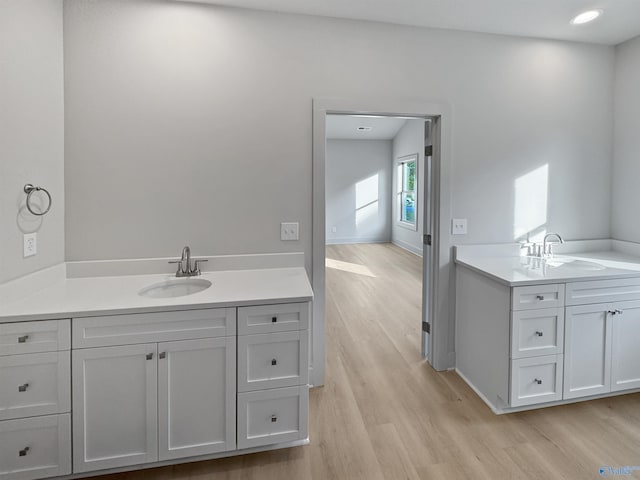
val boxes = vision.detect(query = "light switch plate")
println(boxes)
[24,233,37,257]
[281,222,299,241]
[452,218,468,235]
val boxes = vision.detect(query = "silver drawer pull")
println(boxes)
[535,331,544,337]
[17,335,29,344]
[271,359,277,366]
[159,352,166,359]
[271,316,278,323]
[146,353,154,360]
[536,295,545,301]
[271,415,278,423]
[19,446,30,457]
[534,378,543,385]
[18,383,29,393]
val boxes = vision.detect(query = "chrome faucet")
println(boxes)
[169,246,208,277]
[542,233,564,257]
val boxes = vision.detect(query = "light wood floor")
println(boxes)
[98,243,640,480]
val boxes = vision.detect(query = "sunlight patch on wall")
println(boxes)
[513,164,549,242]
[355,174,379,227]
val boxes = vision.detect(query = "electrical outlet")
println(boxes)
[452,218,468,235]
[24,233,37,257]
[281,222,299,241]
[331,226,337,233]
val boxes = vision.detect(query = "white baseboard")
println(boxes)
[326,237,390,245]
[391,239,423,257]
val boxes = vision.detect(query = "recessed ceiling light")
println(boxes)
[357,126,373,132]
[571,10,602,25]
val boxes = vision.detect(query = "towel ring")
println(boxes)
[23,184,52,216]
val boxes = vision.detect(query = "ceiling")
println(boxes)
[326,115,410,140]
[183,0,640,45]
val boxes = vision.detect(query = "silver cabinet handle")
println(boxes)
[271,316,278,323]
[536,295,545,301]
[19,446,30,457]
[271,415,278,423]
[535,331,544,337]
[615,309,623,315]
[271,359,277,366]
[146,353,154,360]
[608,309,624,316]
[534,378,542,385]
[18,335,29,343]
[18,383,29,393]
[159,352,166,359]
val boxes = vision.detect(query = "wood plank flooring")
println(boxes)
[95,243,640,480]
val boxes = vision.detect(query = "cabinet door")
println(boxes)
[611,300,640,392]
[564,304,612,399]
[158,337,236,461]
[72,344,158,473]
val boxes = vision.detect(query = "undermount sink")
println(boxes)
[544,257,606,271]
[139,278,212,298]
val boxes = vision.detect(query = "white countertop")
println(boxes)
[455,251,640,287]
[0,267,313,323]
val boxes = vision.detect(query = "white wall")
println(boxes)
[0,0,65,284]
[612,35,640,243]
[391,120,425,256]
[63,0,614,271]
[326,140,392,244]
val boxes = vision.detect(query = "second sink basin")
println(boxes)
[139,278,212,298]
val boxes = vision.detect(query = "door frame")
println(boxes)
[311,98,454,386]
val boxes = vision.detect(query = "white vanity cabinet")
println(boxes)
[0,320,71,480]
[456,267,640,413]
[72,308,237,473]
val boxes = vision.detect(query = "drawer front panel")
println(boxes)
[237,386,308,450]
[238,331,309,392]
[238,303,309,335]
[0,352,70,421]
[512,285,565,311]
[0,320,70,356]
[511,308,564,359]
[73,308,236,348]
[0,414,71,480]
[510,355,563,407]
[566,278,640,306]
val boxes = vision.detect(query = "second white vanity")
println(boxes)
[455,240,640,413]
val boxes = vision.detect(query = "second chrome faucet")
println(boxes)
[169,246,208,277]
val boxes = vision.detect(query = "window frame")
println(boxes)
[396,153,419,231]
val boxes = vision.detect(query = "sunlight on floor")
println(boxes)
[325,257,377,277]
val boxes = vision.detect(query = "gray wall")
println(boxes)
[63,1,614,268]
[612,35,640,243]
[391,120,425,256]
[326,140,392,244]
[0,0,65,283]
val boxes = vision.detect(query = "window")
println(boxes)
[397,154,418,229]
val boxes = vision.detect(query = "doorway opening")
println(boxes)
[311,99,451,387]
[325,114,434,363]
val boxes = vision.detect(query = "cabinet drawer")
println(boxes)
[73,308,236,348]
[238,303,309,335]
[0,352,70,421]
[510,355,563,407]
[237,386,308,450]
[0,320,70,356]
[238,331,308,392]
[511,285,564,311]
[566,277,640,306]
[0,414,71,480]
[511,308,564,359]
